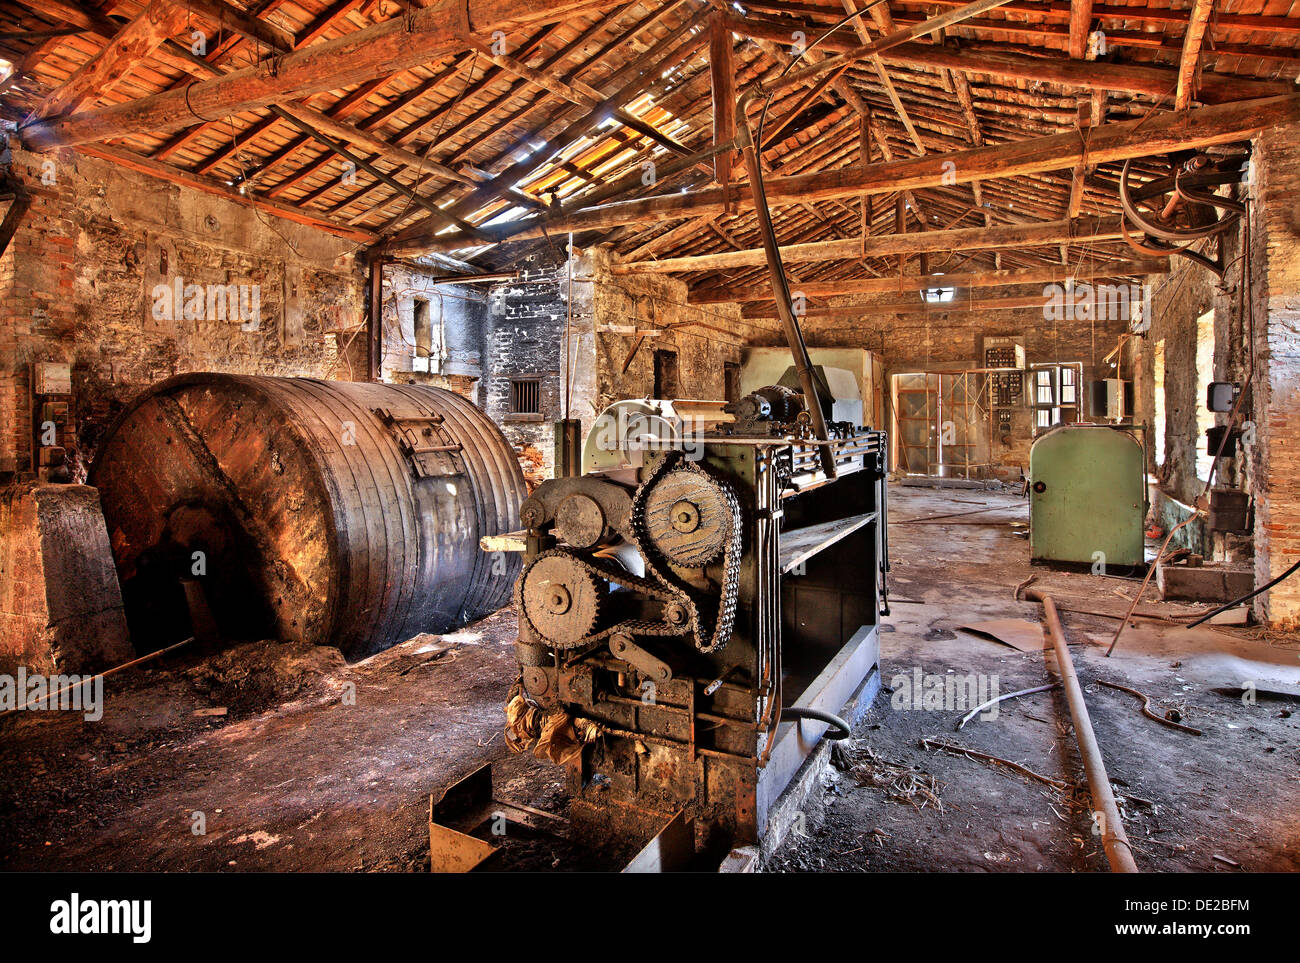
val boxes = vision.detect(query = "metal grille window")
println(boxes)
[510,378,541,415]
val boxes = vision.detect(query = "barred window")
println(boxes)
[510,378,541,415]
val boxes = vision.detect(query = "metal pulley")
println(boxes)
[1118,151,1248,276]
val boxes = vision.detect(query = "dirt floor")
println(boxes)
[3,483,1298,873]
[0,608,561,872]
[770,484,1300,873]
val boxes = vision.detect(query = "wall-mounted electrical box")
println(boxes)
[31,361,73,481]
[1207,381,1237,413]
[1089,378,1132,420]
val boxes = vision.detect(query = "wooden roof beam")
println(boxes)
[387,94,1297,254]
[690,255,1167,302]
[724,16,1287,102]
[1177,0,1216,112]
[1068,0,1094,59]
[26,2,190,121]
[18,0,617,150]
[613,216,1127,274]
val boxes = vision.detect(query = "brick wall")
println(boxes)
[483,250,569,485]
[1250,124,1300,624]
[0,141,365,480]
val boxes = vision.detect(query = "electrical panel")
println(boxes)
[983,337,1025,370]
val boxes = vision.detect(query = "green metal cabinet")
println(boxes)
[1029,425,1147,567]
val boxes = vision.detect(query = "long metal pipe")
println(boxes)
[735,106,838,477]
[1026,589,1139,873]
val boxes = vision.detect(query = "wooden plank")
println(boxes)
[18,0,616,150]
[614,217,1127,273]
[780,512,878,575]
[1068,0,1095,59]
[1177,0,1216,111]
[709,12,736,191]
[172,0,296,51]
[745,290,1136,320]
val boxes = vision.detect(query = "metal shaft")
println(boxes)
[1027,589,1139,873]
[735,108,837,477]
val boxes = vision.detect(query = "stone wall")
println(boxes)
[791,284,1135,476]
[380,262,485,400]
[0,142,365,481]
[583,245,757,415]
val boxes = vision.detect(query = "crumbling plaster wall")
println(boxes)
[584,245,757,417]
[380,262,485,400]
[0,142,366,480]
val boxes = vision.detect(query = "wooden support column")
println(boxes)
[709,12,736,194]
[1068,0,1096,59]
[367,257,386,383]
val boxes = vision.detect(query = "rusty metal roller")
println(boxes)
[89,373,525,661]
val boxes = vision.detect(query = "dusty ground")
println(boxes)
[0,608,565,872]
[771,484,1300,873]
[4,484,1298,873]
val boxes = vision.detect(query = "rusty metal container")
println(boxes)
[89,373,525,660]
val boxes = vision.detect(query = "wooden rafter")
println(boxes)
[387,94,1297,254]
[18,0,617,150]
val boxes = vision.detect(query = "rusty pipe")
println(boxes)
[1025,589,1139,873]
[735,108,837,477]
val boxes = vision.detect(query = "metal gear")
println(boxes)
[628,451,743,653]
[518,551,605,648]
[642,469,734,566]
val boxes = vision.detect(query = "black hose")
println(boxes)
[1186,557,1300,628]
[781,706,852,740]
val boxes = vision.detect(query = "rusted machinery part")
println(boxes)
[1119,157,1241,242]
[1025,589,1139,873]
[518,551,606,648]
[90,373,525,660]
[629,452,743,653]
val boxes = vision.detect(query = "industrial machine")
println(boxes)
[493,378,889,861]
[90,373,525,659]
[1029,423,1147,567]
